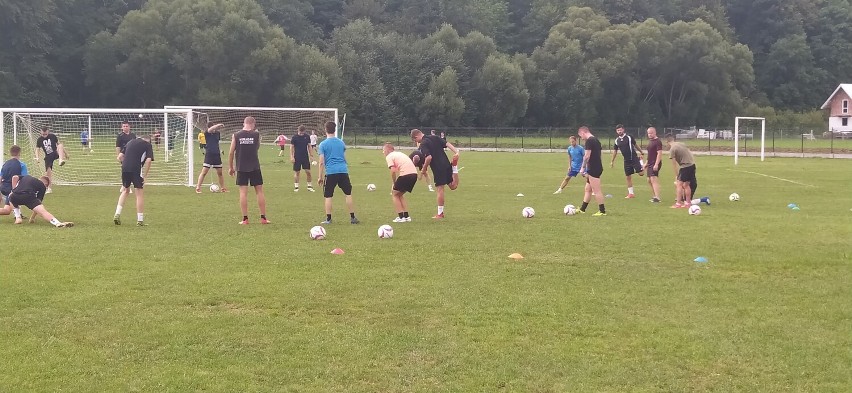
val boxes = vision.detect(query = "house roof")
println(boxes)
[821,84,852,109]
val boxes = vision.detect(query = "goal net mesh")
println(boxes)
[1,110,193,186]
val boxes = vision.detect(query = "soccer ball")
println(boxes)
[138,114,144,119]
[309,225,326,240]
[377,224,394,239]
[563,204,577,215]
[729,193,740,201]
[688,205,702,215]
[522,207,535,218]
[367,183,376,191]
[209,184,220,193]
[311,160,318,166]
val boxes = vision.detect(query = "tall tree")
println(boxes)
[0,0,60,106]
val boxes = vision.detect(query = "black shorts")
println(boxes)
[677,164,697,184]
[432,166,453,186]
[645,162,660,177]
[586,166,603,179]
[293,159,310,171]
[81,141,89,147]
[10,192,42,210]
[203,153,223,168]
[323,173,352,197]
[236,170,263,186]
[280,145,286,151]
[122,171,144,189]
[393,173,418,193]
[44,153,59,170]
[199,143,206,150]
[624,157,643,176]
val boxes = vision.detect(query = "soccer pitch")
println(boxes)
[2,147,851,391]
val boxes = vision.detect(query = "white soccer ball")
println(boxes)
[309,225,326,240]
[688,204,702,215]
[377,224,394,239]
[311,160,317,166]
[367,183,376,191]
[563,204,577,215]
[138,114,144,119]
[522,207,535,218]
[729,192,740,202]
[209,183,220,193]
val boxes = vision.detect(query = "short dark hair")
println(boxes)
[9,145,21,155]
[207,121,215,128]
[324,121,336,134]
[664,133,675,140]
[121,121,130,126]
[298,125,306,132]
[615,124,624,129]
[41,126,49,132]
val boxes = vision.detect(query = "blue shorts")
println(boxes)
[567,168,580,177]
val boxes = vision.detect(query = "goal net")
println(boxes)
[734,116,766,165]
[164,106,339,151]
[1,108,195,186]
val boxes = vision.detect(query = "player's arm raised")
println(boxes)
[208,124,225,133]
[228,134,237,176]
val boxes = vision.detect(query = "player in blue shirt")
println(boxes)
[317,121,359,225]
[1,145,29,218]
[554,135,585,194]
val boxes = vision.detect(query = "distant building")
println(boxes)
[820,84,852,132]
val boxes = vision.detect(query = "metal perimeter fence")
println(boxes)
[340,126,852,157]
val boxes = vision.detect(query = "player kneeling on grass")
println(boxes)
[383,143,417,222]
[3,175,73,227]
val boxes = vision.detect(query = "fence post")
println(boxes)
[549,127,553,151]
[772,130,775,157]
[354,130,357,146]
[830,132,834,158]
[708,132,711,155]
[494,131,497,152]
[801,133,804,158]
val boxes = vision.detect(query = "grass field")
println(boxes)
[2,147,851,392]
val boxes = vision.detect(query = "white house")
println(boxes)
[820,83,852,132]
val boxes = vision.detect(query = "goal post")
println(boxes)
[164,106,339,142]
[1,108,194,186]
[734,116,766,165]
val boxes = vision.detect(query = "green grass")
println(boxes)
[2,147,851,392]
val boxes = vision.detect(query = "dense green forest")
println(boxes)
[1,0,849,127]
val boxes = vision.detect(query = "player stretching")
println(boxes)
[577,126,607,216]
[610,124,645,198]
[383,143,417,222]
[114,136,153,226]
[35,127,66,193]
[275,133,288,157]
[116,121,137,194]
[290,125,315,192]
[229,116,269,225]
[317,121,359,224]
[195,122,227,193]
[554,135,585,194]
[410,129,459,219]
[7,175,73,227]
[645,127,664,202]
[665,134,709,208]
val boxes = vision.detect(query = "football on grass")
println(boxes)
[377,224,393,239]
[563,204,577,215]
[729,193,740,201]
[310,226,326,240]
[522,207,535,218]
[688,205,702,215]
[367,184,376,191]
[209,184,220,193]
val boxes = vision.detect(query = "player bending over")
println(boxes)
[383,143,417,222]
[410,129,459,219]
[6,175,73,227]
[114,136,154,226]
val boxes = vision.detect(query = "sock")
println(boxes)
[452,166,459,173]
[115,205,123,215]
[137,213,143,222]
[599,204,606,213]
[628,187,634,194]
[350,212,355,219]
[261,215,266,220]
[438,206,444,215]
[307,182,313,187]
[701,197,709,204]
[50,217,62,226]
[13,208,21,218]
[398,212,404,219]
[580,202,589,212]
[326,214,332,221]
[243,215,249,221]
[294,183,299,189]
[403,212,409,218]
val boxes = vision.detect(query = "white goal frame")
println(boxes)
[734,116,766,165]
[1,107,195,185]
[164,106,339,128]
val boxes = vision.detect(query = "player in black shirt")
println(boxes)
[577,126,607,216]
[116,121,138,194]
[113,136,153,226]
[609,124,645,198]
[410,128,460,219]
[7,175,73,227]
[290,125,315,192]
[409,149,435,192]
[228,116,268,225]
[195,122,227,194]
[35,127,65,193]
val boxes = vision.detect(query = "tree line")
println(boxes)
[2,0,848,128]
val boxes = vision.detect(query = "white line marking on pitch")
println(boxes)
[728,170,817,187]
